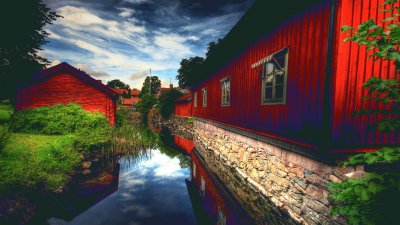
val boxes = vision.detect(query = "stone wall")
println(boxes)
[148,110,194,140]
[193,119,364,225]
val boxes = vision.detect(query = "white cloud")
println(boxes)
[74,63,111,78]
[118,8,135,18]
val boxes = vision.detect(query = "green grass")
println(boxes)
[0,103,13,123]
[0,133,80,193]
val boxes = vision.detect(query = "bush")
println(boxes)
[73,126,112,151]
[137,94,157,123]
[0,124,10,150]
[11,104,110,135]
[158,89,182,119]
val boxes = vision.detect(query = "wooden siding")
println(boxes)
[193,1,331,147]
[16,72,116,125]
[331,0,399,149]
[174,135,194,155]
[174,102,192,117]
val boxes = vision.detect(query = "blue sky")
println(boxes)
[41,0,255,89]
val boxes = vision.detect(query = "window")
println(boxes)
[261,48,288,105]
[217,207,227,225]
[202,88,207,107]
[194,92,197,107]
[220,77,230,106]
[200,176,205,197]
[192,163,196,178]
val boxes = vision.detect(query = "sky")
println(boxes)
[41,0,255,89]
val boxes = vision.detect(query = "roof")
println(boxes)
[122,97,139,105]
[24,62,118,98]
[175,93,192,103]
[112,88,128,95]
[131,89,140,96]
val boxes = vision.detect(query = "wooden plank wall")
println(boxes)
[16,72,116,125]
[332,0,399,148]
[193,1,331,146]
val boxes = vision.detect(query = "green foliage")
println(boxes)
[1,0,60,101]
[187,117,196,123]
[0,124,10,151]
[0,134,80,193]
[140,76,161,97]
[73,126,112,151]
[331,2,400,224]
[106,79,130,89]
[122,89,132,98]
[11,104,110,135]
[342,147,400,166]
[137,94,157,123]
[329,172,400,225]
[176,56,205,89]
[0,103,13,124]
[158,89,182,119]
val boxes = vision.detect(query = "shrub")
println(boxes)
[137,94,157,123]
[11,103,110,135]
[73,126,112,151]
[158,89,182,119]
[0,124,10,150]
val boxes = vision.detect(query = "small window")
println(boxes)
[202,88,207,107]
[217,207,226,225]
[200,176,205,197]
[220,77,230,106]
[194,92,198,107]
[192,163,196,178]
[261,48,288,105]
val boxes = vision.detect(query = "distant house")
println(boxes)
[15,62,118,125]
[112,88,127,102]
[156,84,173,98]
[174,93,192,117]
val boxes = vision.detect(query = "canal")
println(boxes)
[22,127,258,225]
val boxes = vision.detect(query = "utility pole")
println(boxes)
[149,68,152,95]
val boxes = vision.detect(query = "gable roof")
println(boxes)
[23,62,118,98]
[112,88,128,95]
[175,93,192,103]
[131,89,140,96]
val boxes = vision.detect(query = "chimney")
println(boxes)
[169,84,173,89]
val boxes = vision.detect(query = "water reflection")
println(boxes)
[48,149,196,225]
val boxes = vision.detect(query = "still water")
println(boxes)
[46,148,197,225]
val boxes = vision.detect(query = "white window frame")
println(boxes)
[217,206,227,225]
[200,175,205,197]
[194,92,198,107]
[192,163,196,178]
[202,88,207,107]
[261,48,288,105]
[220,77,230,106]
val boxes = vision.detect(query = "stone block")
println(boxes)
[305,184,330,205]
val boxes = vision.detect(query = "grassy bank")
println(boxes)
[0,133,80,193]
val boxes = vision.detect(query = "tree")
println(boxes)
[140,76,161,97]
[158,89,183,119]
[329,1,400,224]
[106,79,130,89]
[0,0,60,101]
[176,56,205,89]
[136,94,157,123]
[206,38,222,58]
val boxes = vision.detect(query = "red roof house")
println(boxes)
[174,93,192,117]
[16,62,118,125]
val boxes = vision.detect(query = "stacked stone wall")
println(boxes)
[194,119,364,225]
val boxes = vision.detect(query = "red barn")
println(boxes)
[16,62,118,125]
[174,93,192,117]
[192,0,399,155]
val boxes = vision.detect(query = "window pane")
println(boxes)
[265,86,272,99]
[276,84,284,99]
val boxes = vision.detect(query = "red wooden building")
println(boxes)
[174,93,192,117]
[16,62,118,125]
[192,0,399,155]
[174,135,194,155]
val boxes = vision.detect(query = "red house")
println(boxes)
[16,62,118,125]
[192,0,399,155]
[174,93,192,117]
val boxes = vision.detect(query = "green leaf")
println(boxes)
[382,17,395,22]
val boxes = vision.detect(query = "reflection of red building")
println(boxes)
[174,135,194,155]
[174,93,192,117]
[190,151,253,225]
[16,62,118,125]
